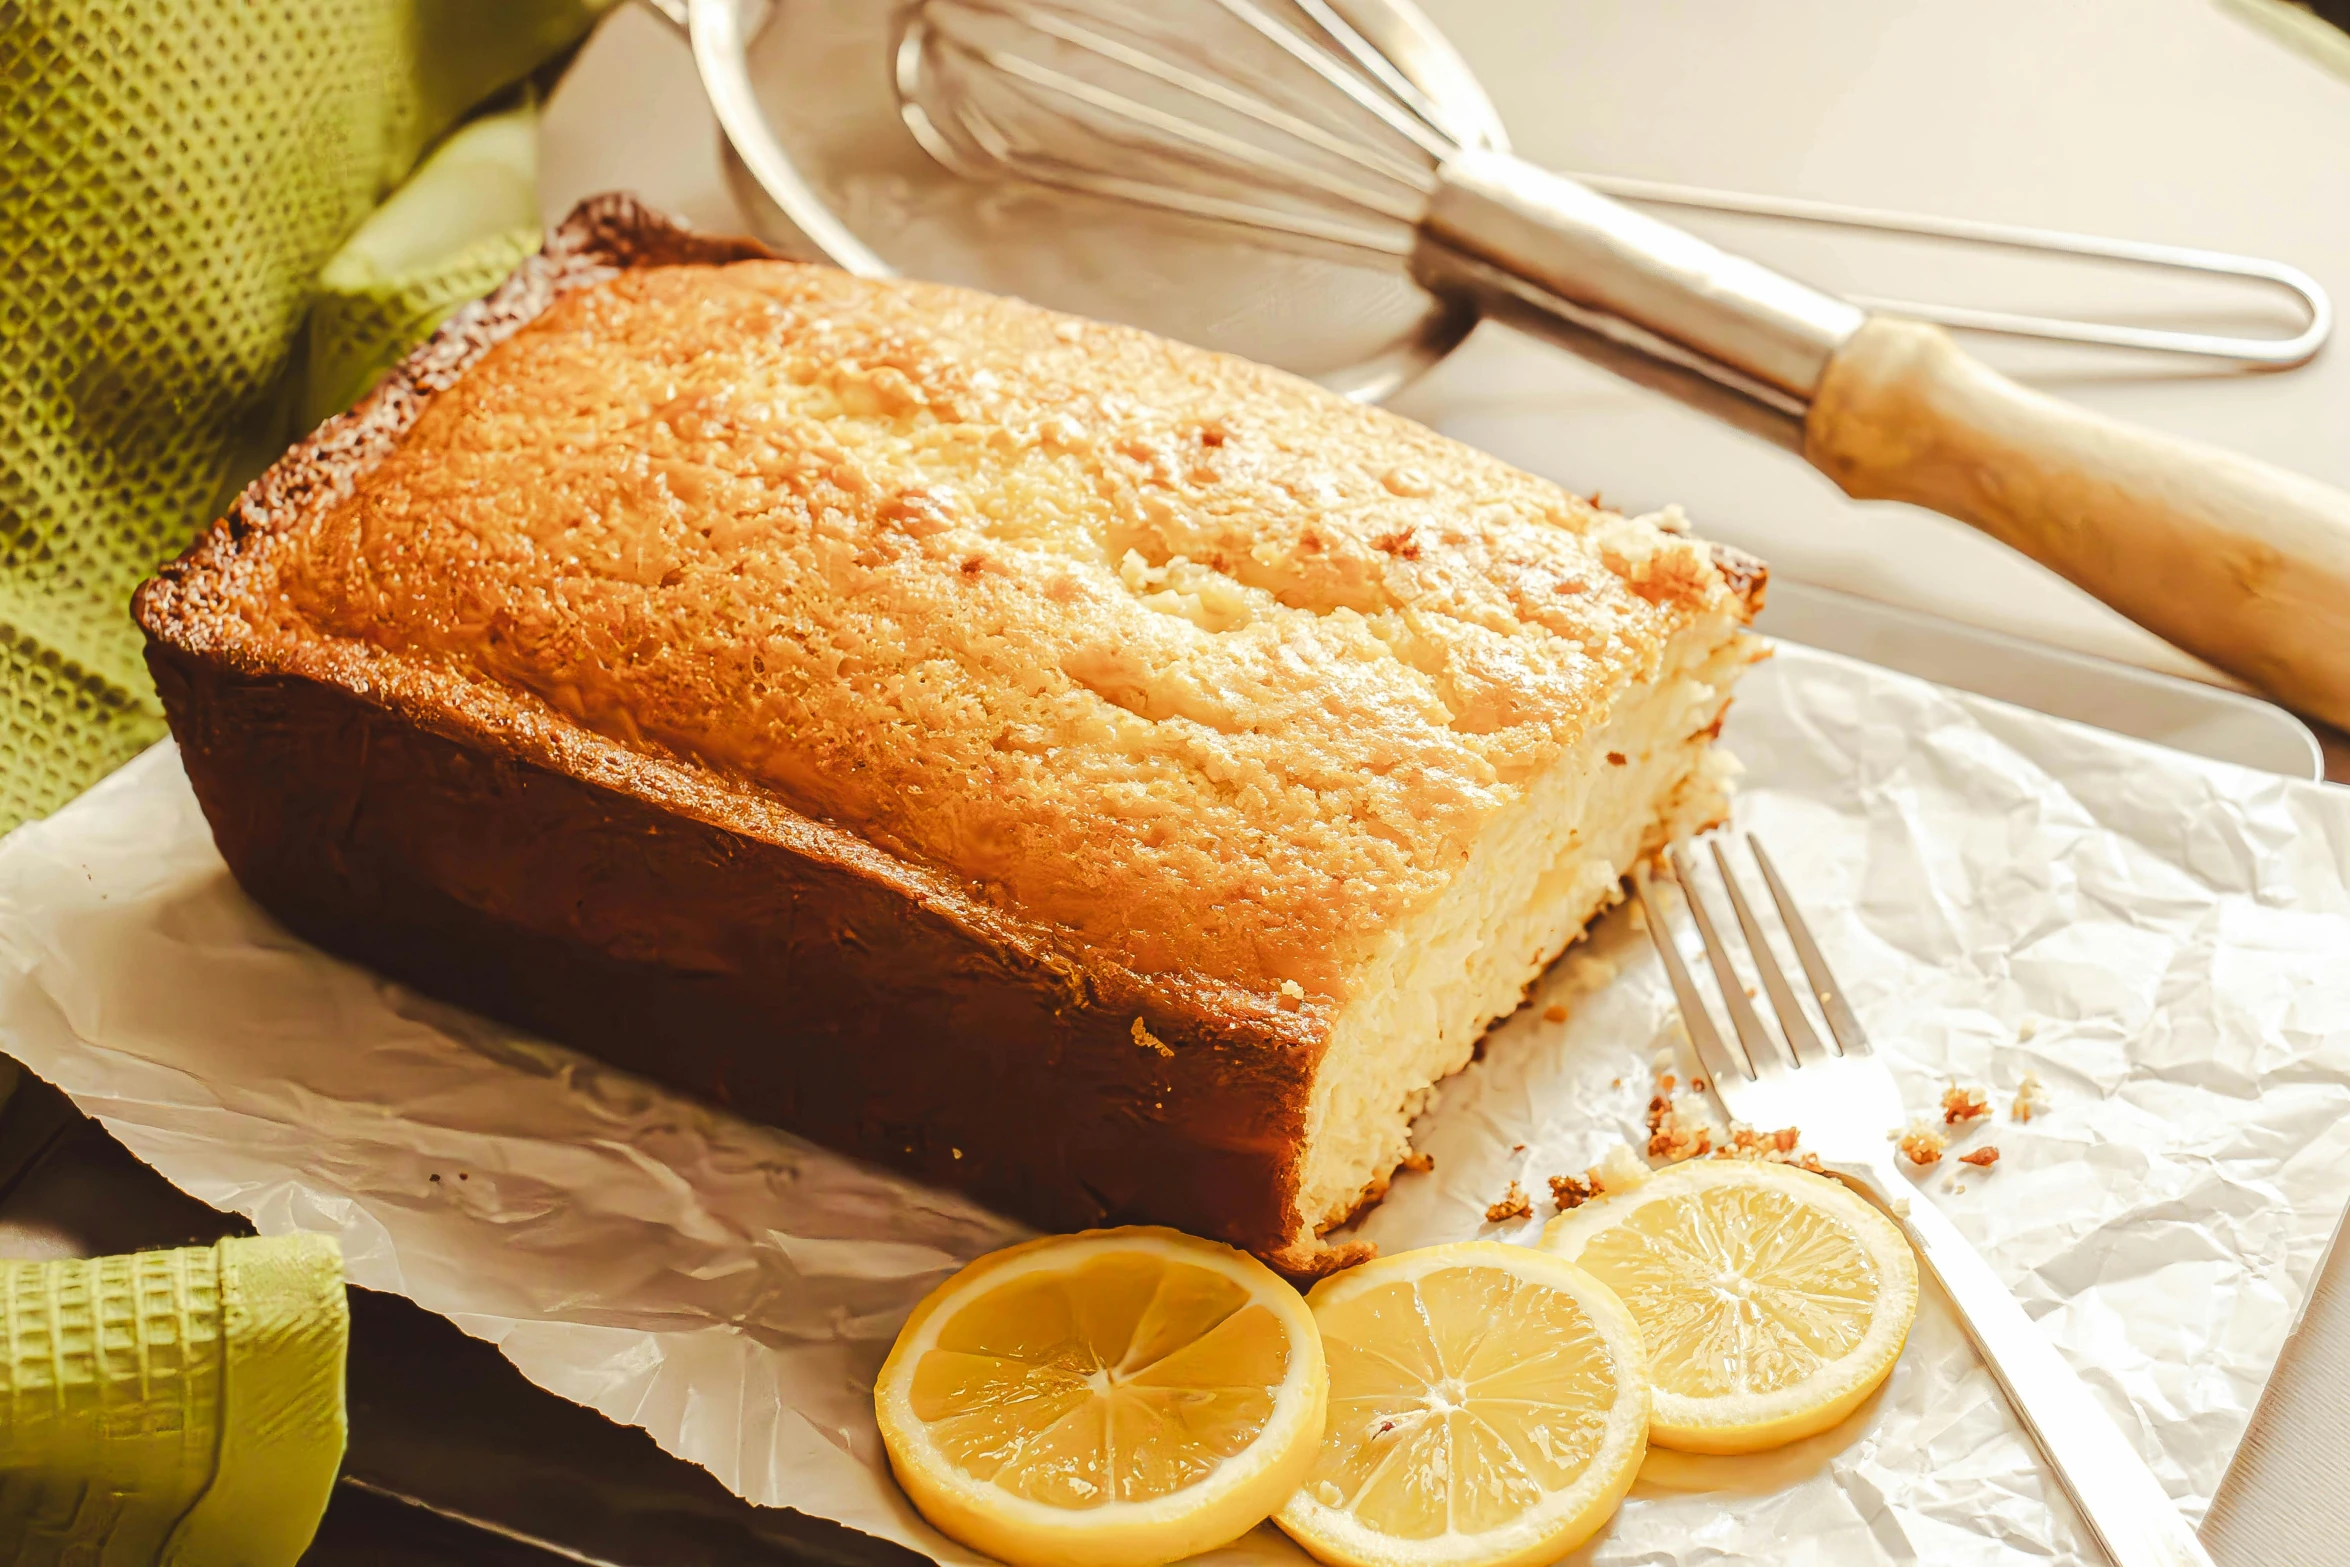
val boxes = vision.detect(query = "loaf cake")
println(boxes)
[136,197,1763,1271]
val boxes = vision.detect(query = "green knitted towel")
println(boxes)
[0,0,613,834]
[0,1233,349,1566]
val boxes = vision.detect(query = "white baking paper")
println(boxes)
[2,641,2347,1566]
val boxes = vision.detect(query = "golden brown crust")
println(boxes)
[1707,542,1770,618]
[135,196,1760,1266]
[224,252,1747,1005]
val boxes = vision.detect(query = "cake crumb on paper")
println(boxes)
[1543,1003,1569,1022]
[1400,1149,1434,1174]
[1485,1180,1533,1223]
[1726,1124,1801,1156]
[1713,1123,1821,1172]
[1549,1173,1593,1211]
[1589,1143,1651,1195]
[1567,955,1618,991]
[1942,1084,1991,1125]
[1647,1093,1714,1162]
[1959,1145,2000,1169]
[1641,1062,1825,1173]
[2012,1071,2049,1122]
[1897,1120,1948,1166]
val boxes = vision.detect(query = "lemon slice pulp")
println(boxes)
[1542,1159,1918,1454]
[1275,1242,1648,1567]
[875,1226,1326,1567]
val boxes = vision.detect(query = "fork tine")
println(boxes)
[1671,846,1791,1077]
[1710,840,1834,1064]
[1747,836,1873,1057]
[1632,864,1755,1089]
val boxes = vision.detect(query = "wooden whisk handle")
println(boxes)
[1806,317,2350,729]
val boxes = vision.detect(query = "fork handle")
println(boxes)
[1881,1176,2215,1567]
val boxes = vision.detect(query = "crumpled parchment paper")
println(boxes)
[1,641,2347,1566]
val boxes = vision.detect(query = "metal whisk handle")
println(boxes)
[1418,148,1863,418]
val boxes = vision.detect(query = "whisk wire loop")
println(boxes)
[982,41,1422,223]
[1287,0,1461,150]
[1003,3,1435,192]
[1203,0,1455,160]
[889,0,2332,369]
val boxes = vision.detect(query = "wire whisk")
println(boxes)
[894,0,2328,367]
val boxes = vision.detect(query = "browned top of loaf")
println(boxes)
[259,262,1745,996]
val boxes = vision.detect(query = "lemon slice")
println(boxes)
[1274,1242,1648,1567]
[1542,1159,1918,1454]
[874,1226,1327,1567]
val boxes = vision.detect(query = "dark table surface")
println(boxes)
[0,1063,924,1567]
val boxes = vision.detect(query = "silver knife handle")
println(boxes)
[1883,1170,2215,1567]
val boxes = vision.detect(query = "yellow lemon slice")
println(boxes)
[874,1226,1327,1567]
[1274,1242,1648,1567]
[1542,1159,1918,1454]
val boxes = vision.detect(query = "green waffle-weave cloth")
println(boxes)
[1,1234,349,1566]
[0,0,616,834]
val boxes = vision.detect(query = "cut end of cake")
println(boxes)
[1278,551,1765,1267]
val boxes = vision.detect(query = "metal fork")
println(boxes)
[1633,836,2213,1567]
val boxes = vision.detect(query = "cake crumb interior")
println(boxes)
[1297,619,1751,1239]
